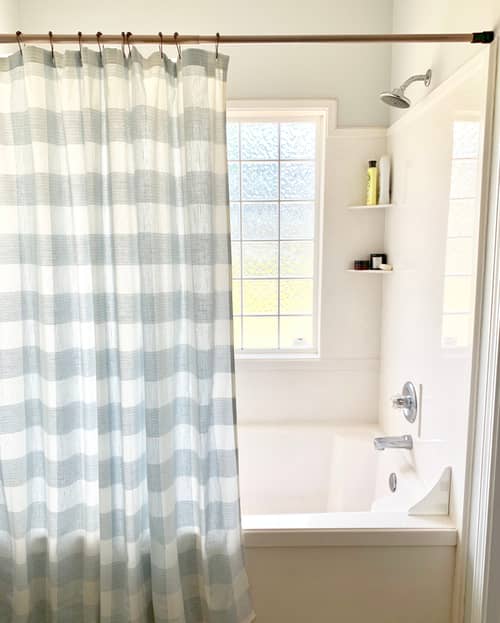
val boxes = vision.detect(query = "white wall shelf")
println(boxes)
[346,269,393,274]
[348,203,394,210]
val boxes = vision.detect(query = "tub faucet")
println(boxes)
[373,434,413,451]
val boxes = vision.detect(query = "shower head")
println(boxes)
[379,69,432,109]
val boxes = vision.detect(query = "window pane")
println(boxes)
[228,162,240,201]
[450,159,478,199]
[441,314,471,349]
[243,242,278,277]
[281,162,315,200]
[226,123,240,160]
[241,122,279,160]
[280,122,316,160]
[281,202,315,239]
[447,199,475,237]
[243,279,278,314]
[280,316,313,348]
[242,202,279,240]
[243,317,278,349]
[233,317,242,349]
[232,280,241,315]
[280,241,314,277]
[231,243,241,278]
[452,121,480,159]
[241,162,279,201]
[230,202,241,240]
[443,276,473,313]
[444,238,474,275]
[280,279,313,314]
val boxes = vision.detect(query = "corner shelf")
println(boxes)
[348,203,394,210]
[346,269,393,274]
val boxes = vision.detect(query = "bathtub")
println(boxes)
[237,424,457,623]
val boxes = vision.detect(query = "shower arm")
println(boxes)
[399,71,432,92]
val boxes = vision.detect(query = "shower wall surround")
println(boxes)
[379,50,490,527]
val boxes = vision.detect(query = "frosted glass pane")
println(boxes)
[242,202,279,240]
[228,162,240,201]
[233,317,242,350]
[241,162,279,200]
[280,241,314,277]
[242,317,278,350]
[281,202,315,239]
[452,121,480,159]
[232,280,241,315]
[243,279,278,314]
[240,123,279,160]
[444,238,474,275]
[281,162,315,200]
[450,159,478,199]
[280,279,313,314]
[230,202,240,240]
[231,243,241,278]
[243,242,278,277]
[280,316,313,349]
[443,276,473,313]
[226,122,240,160]
[447,199,475,237]
[280,122,316,160]
[441,313,471,349]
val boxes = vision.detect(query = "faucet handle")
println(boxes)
[391,394,412,409]
[390,381,418,424]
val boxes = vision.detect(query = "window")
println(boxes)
[227,106,325,354]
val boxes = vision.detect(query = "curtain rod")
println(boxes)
[0,31,495,46]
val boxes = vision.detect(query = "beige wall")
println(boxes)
[245,544,455,623]
[16,0,393,127]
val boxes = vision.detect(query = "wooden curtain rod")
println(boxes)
[0,31,495,46]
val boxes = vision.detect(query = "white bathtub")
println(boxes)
[237,424,456,623]
[237,423,449,517]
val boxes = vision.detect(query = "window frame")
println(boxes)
[227,100,330,357]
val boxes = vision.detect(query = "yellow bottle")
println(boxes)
[366,160,378,205]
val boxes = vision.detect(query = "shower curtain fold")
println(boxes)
[0,45,253,623]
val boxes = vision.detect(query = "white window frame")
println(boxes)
[227,100,333,358]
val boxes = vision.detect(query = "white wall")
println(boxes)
[16,0,393,127]
[236,126,387,425]
[390,0,499,122]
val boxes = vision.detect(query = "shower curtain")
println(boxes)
[0,45,253,623]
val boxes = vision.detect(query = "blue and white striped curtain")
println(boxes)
[0,45,254,623]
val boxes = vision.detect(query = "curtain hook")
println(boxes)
[16,30,23,55]
[96,31,103,57]
[174,32,181,60]
[215,32,220,59]
[77,31,82,58]
[48,31,54,61]
[126,31,132,57]
[158,31,164,58]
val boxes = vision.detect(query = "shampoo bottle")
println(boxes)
[378,154,391,205]
[366,160,378,205]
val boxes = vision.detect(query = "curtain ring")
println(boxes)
[96,31,103,57]
[48,31,54,60]
[77,31,82,58]
[215,32,220,59]
[158,31,164,58]
[126,31,132,57]
[121,31,126,57]
[174,32,181,60]
[16,31,23,55]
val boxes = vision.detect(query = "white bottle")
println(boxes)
[378,154,391,205]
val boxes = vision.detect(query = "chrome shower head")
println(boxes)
[380,69,432,109]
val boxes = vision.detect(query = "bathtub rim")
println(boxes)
[242,511,457,547]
